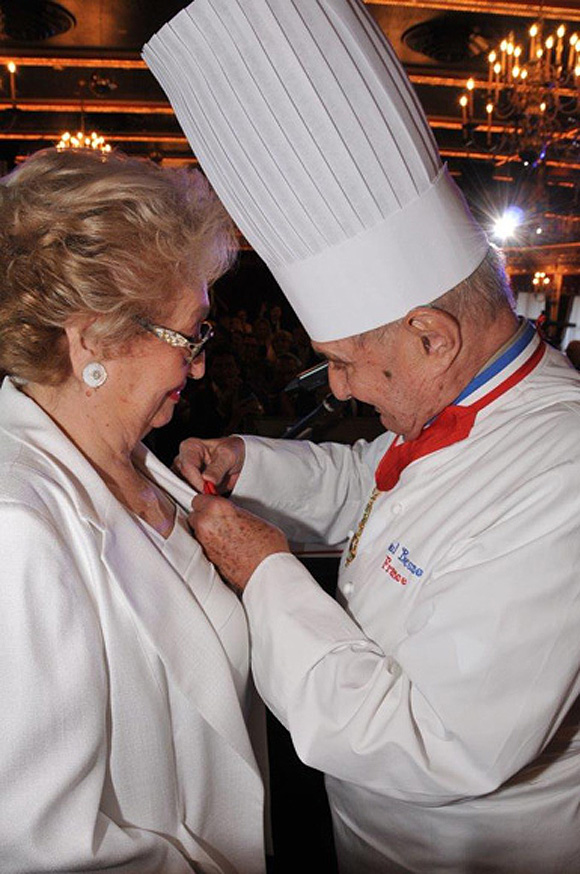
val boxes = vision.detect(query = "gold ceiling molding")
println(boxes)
[504,240,580,275]
[440,146,580,173]
[1,132,188,144]
[0,98,172,114]
[0,56,145,69]
[367,0,580,23]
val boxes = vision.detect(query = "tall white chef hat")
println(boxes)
[143,0,489,343]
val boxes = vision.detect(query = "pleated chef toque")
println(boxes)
[143,0,489,343]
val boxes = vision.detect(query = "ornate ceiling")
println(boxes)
[1,0,579,304]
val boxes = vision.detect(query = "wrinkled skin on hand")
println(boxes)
[189,495,290,592]
[174,436,245,494]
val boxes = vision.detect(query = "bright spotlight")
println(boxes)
[492,207,524,241]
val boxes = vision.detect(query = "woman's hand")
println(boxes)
[174,436,245,494]
[189,495,289,592]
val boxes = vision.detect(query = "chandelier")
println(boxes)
[55,74,113,155]
[459,19,580,166]
[56,130,112,153]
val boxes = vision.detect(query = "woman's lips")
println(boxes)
[169,383,186,402]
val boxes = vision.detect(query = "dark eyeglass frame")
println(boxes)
[137,318,214,363]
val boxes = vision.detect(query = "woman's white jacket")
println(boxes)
[0,378,267,874]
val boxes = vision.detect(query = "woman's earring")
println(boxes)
[82,362,108,389]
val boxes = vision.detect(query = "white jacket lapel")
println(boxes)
[97,508,260,777]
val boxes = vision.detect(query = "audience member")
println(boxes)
[268,303,285,333]
[235,308,253,334]
[270,329,296,359]
[188,345,264,438]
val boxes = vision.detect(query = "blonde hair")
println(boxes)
[0,148,237,384]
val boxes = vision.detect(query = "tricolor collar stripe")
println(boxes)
[453,320,537,406]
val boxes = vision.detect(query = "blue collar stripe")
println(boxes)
[454,320,536,405]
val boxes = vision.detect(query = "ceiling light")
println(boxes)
[492,207,524,240]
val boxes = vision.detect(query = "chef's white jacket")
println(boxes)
[0,378,267,874]
[234,333,580,873]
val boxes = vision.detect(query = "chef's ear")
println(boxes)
[403,306,461,364]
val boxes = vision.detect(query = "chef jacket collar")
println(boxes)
[453,318,538,407]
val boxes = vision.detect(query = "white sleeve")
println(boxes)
[0,503,196,873]
[243,459,580,804]
[233,433,391,545]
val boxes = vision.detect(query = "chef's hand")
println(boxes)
[174,436,245,494]
[189,495,289,592]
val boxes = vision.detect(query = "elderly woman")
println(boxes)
[0,149,267,873]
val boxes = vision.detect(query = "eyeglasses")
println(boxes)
[137,318,214,363]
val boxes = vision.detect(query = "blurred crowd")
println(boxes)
[146,301,335,465]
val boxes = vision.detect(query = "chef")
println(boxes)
[143,1,580,872]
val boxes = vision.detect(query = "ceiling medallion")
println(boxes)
[403,13,502,64]
[0,1,75,42]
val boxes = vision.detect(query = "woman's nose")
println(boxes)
[188,351,206,380]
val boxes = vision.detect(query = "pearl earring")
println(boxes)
[82,362,108,389]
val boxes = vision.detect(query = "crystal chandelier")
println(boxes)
[459,19,580,166]
[55,75,113,155]
[56,130,112,153]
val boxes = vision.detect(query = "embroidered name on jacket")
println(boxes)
[383,541,424,586]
